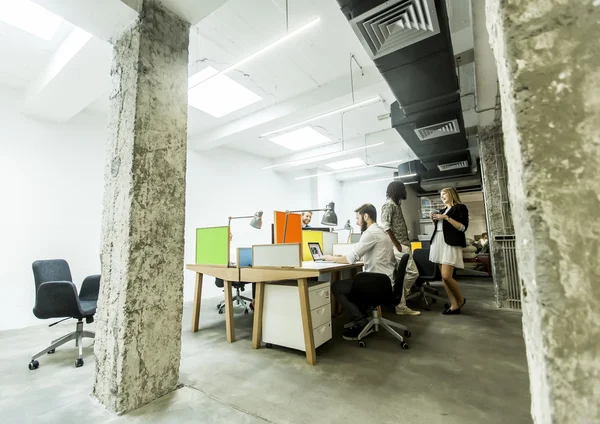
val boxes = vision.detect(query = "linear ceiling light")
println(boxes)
[260,96,381,138]
[295,159,405,180]
[189,17,320,91]
[326,158,366,170]
[262,142,384,170]
[359,174,417,184]
[0,0,63,40]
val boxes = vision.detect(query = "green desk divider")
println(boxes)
[196,226,229,265]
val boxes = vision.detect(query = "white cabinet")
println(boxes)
[262,281,332,352]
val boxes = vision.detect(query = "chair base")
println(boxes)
[218,290,252,314]
[406,282,447,310]
[29,319,94,370]
[356,309,411,349]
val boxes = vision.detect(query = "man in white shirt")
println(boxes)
[323,203,397,340]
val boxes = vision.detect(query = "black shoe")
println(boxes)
[342,324,365,341]
[444,298,466,311]
[442,307,461,315]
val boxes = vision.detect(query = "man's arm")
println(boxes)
[380,203,403,251]
[324,231,376,263]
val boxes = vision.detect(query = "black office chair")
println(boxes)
[405,248,447,310]
[215,278,252,314]
[29,259,100,370]
[350,253,412,349]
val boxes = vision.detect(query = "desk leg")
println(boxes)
[298,278,317,365]
[252,282,265,349]
[224,280,235,343]
[192,273,203,333]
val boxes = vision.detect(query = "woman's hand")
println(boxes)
[432,213,447,221]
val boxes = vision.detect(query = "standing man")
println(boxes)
[323,204,397,340]
[381,180,421,316]
[301,211,312,228]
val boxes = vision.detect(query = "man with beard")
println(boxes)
[322,203,396,340]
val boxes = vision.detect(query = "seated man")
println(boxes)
[323,203,396,340]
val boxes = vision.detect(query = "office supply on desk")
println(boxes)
[29,259,100,370]
[281,202,338,242]
[302,229,337,261]
[253,243,302,267]
[405,248,447,310]
[308,242,335,263]
[351,254,412,349]
[196,226,229,265]
[241,261,363,365]
[229,210,263,229]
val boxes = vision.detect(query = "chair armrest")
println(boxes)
[33,281,81,319]
[79,274,101,301]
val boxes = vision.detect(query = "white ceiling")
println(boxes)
[0,0,475,183]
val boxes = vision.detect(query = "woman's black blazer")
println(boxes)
[430,204,469,248]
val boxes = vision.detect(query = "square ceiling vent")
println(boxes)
[438,160,469,171]
[349,0,440,60]
[414,119,460,141]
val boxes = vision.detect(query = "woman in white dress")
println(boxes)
[429,188,469,315]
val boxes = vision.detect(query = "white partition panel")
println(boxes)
[252,243,301,267]
[322,232,338,255]
[332,243,356,256]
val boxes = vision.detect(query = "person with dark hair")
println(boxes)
[323,203,396,340]
[301,211,312,228]
[381,180,420,316]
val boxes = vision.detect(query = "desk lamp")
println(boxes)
[228,210,263,229]
[282,202,337,242]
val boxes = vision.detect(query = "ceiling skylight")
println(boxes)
[269,127,331,151]
[0,0,63,40]
[326,158,367,170]
[188,66,262,118]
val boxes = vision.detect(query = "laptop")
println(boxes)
[308,242,335,263]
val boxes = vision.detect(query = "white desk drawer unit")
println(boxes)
[262,281,332,352]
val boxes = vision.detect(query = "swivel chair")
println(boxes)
[405,248,447,310]
[215,278,252,314]
[29,259,100,370]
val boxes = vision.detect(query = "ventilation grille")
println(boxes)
[414,119,459,141]
[349,0,440,60]
[437,160,469,172]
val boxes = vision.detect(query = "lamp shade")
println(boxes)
[320,202,337,226]
[343,219,352,230]
[250,211,263,229]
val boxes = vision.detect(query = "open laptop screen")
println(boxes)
[308,242,324,261]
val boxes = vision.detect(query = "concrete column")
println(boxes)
[485,0,600,422]
[479,122,517,308]
[92,0,190,415]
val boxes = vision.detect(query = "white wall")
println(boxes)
[0,86,313,331]
[0,87,106,331]
[184,148,312,300]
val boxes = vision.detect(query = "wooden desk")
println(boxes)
[186,264,241,343]
[240,261,363,365]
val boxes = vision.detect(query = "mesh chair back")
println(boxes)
[32,259,72,294]
[412,249,437,279]
[351,272,395,307]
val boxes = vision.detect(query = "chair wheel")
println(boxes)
[244,309,249,314]
[216,304,221,310]
[28,360,39,370]
[265,343,273,349]
[404,330,411,338]
[48,349,55,354]
[218,308,224,314]
[75,358,84,368]
[357,341,366,348]
[401,342,409,350]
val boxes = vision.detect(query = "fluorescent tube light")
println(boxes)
[262,142,384,170]
[326,158,366,170]
[260,96,381,138]
[189,17,320,91]
[359,173,417,184]
[0,0,63,40]
[295,159,405,180]
[269,127,331,151]
[188,66,262,117]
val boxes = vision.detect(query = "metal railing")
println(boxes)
[494,235,521,309]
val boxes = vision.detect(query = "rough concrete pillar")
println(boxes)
[479,122,518,308]
[92,1,189,414]
[485,0,600,422]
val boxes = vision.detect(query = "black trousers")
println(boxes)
[331,278,366,325]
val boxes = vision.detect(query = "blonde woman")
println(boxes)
[429,188,469,315]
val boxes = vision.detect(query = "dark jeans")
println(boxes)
[331,278,366,326]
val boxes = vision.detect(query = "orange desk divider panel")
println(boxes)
[273,211,302,244]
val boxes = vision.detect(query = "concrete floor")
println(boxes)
[0,278,532,424]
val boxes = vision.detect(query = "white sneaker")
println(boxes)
[395,306,421,316]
